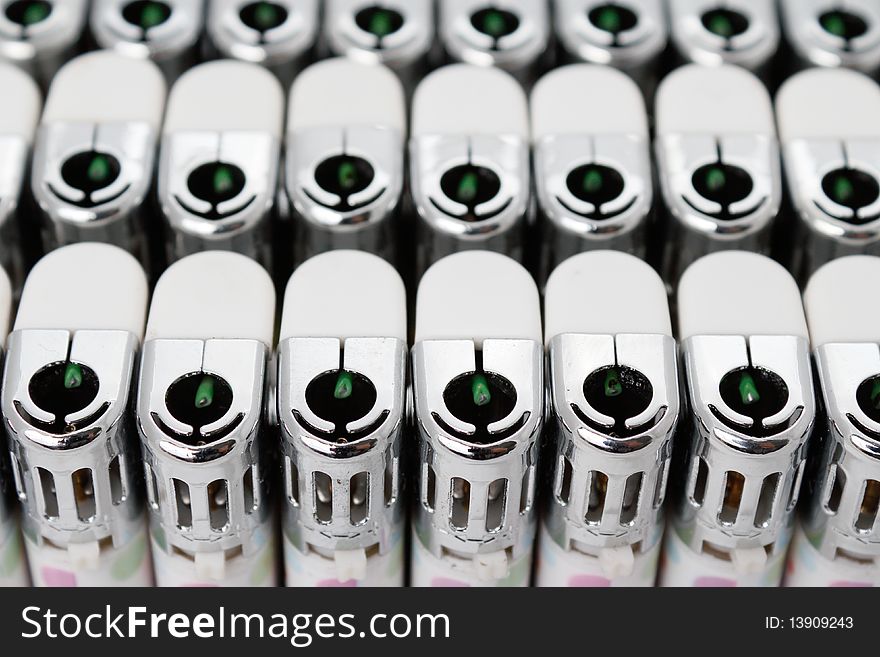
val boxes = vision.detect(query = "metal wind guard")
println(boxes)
[137,339,271,562]
[802,343,880,566]
[657,133,780,285]
[278,337,405,558]
[0,134,29,285]
[784,138,880,281]
[545,334,678,557]
[410,134,530,275]
[324,0,433,88]
[783,0,880,73]
[554,0,665,75]
[674,335,815,561]
[159,131,279,267]
[91,0,203,79]
[412,339,543,563]
[441,0,549,82]
[32,122,156,266]
[286,126,403,266]
[0,0,85,85]
[207,0,317,86]
[2,329,142,555]
[536,133,652,280]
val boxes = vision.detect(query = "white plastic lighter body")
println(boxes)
[8,244,152,587]
[786,255,880,587]
[278,251,407,587]
[410,251,543,587]
[660,251,812,587]
[140,252,277,587]
[0,261,25,586]
[536,251,676,587]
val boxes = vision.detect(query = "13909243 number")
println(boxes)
[789,617,854,629]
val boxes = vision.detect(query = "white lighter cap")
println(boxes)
[164,61,284,137]
[280,251,406,341]
[415,251,541,346]
[656,64,775,137]
[530,64,648,140]
[412,64,528,137]
[288,58,405,133]
[804,256,880,347]
[544,252,671,344]
[0,62,41,142]
[15,243,148,340]
[776,68,880,142]
[41,51,166,130]
[146,252,275,345]
[678,251,807,339]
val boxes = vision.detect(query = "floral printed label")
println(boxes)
[0,520,28,587]
[784,525,879,587]
[410,528,532,587]
[25,525,152,587]
[658,527,786,587]
[534,525,660,587]
[283,535,404,587]
[151,537,276,587]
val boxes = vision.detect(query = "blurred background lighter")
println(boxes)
[3,244,152,587]
[780,0,880,77]
[138,252,277,587]
[159,60,283,269]
[531,64,652,283]
[661,252,814,587]
[0,62,40,288]
[0,264,25,586]
[31,51,166,270]
[655,64,781,287]
[284,58,405,269]
[90,0,204,81]
[787,256,880,587]
[323,0,434,93]
[411,251,543,587]
[0,0,86,88]
[776,67,880,282]
[205,0,318,89]
[667,0,779,78]
[439,0,551,84]
[278,251,407,587]
[536,251,678,587]
[552,0,667,99]
[410,64,531,278]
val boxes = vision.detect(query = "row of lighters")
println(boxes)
[0,240,876,589]
[5,4,880,294]
[5,0,880,89]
